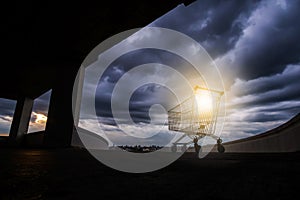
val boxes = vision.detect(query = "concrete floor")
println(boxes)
[1,147,299,200]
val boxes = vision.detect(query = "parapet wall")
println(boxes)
[217,113,300,152]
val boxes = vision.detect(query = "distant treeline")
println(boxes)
[115,145,163,153]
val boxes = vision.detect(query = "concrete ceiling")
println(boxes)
[2,0,194,100]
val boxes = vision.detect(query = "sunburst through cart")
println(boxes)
[168,85,225,154]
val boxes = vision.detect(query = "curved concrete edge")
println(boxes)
[209,113,300,153]
[71,127,109,149]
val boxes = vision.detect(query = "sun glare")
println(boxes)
[33,112,48,124]
[194,87,213,114]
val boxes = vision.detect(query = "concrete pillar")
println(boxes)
[44,70,77,147]
[9,96,33,145]
[72,66,85,126]
[71,66,85,146]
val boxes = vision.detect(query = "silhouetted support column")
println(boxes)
[9,96,33,145]
[71,66,85,146]
[44,70,77,147]
[72,66,85,126]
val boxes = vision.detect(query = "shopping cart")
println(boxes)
[168,85,225,153]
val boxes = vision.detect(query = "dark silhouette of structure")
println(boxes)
[1,2,300,199]
[3,1,299,153]
[1,0,195,147]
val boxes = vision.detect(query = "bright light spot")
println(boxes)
[194,88,213,114]
[33,112,47,124]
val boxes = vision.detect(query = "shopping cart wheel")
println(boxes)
[217,144,225,153]
[194,143,201,154]
[171,144,177,152]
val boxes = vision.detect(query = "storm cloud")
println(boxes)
[218,0,300,81]
[75,0,300,144]
[1,0,300,144]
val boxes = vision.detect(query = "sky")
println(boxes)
[0,90,51,136]
[27,90,52,133]
[1,0,300,146]
[0,98,16,135]
[162,0,300,141]
[78,0,300,146]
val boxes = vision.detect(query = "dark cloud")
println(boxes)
[96,82,177,125]
[0,116,12,122]
[129,84,177,124]
[232,65,300,97]
[210,0,300,137]
[30,115,37,123]
[1,0,299,143]
[0,98,16,133]
[95,48,198,125]
[243,112,290,122]
[260,103,300,116]
[31,89,52,115]
[229,65,300,115]
[221,0,300,80]
[91,0,300,143]
[0,98,16,116]
[0,90,51,118]
[235,78,300,109]
[152,0,259,58]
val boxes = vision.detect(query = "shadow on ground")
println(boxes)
[1,147,299,200]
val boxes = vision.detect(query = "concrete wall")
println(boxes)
[24,131,45,147]
[215,113,300,152]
